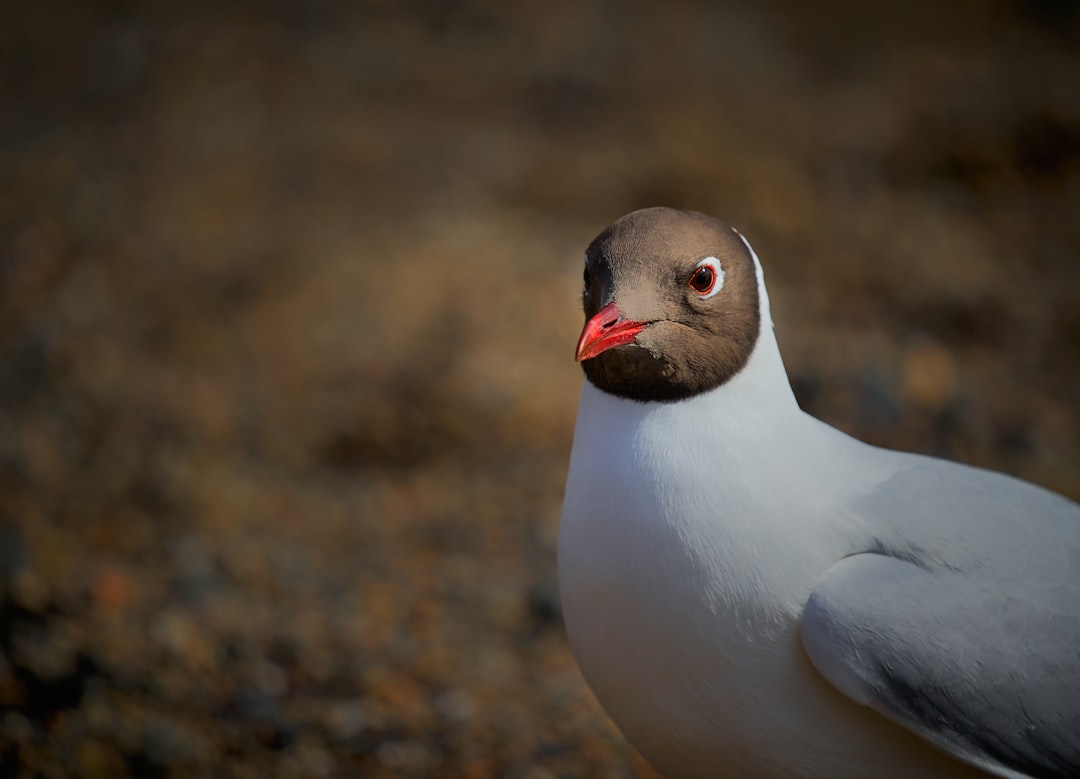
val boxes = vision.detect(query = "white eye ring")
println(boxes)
[689,256,724,299]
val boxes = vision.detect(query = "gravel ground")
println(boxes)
[1,2,1078,777]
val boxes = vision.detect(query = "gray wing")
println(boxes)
[801,462,1080,779]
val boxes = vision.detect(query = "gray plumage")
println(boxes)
[804,460,1080,778]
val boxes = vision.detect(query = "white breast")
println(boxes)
[558,365,990,778]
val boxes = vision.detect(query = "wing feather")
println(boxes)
[801,462,1080,779]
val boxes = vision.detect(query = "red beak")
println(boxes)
[575,302,649,362]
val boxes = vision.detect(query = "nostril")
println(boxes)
[594,302,623,331]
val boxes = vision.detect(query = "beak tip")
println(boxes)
[574,303,647,363]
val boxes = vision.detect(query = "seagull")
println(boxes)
[558,207,1080,779]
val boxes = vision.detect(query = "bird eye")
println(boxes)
[689,257,723,298]
[689,266,714,293]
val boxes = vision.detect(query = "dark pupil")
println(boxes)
[691,266,714,291]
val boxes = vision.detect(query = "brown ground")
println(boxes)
[1,2,1078,777]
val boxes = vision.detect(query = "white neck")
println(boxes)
[727,230,799,413]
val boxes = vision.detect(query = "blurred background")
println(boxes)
[1,1,1078,777]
